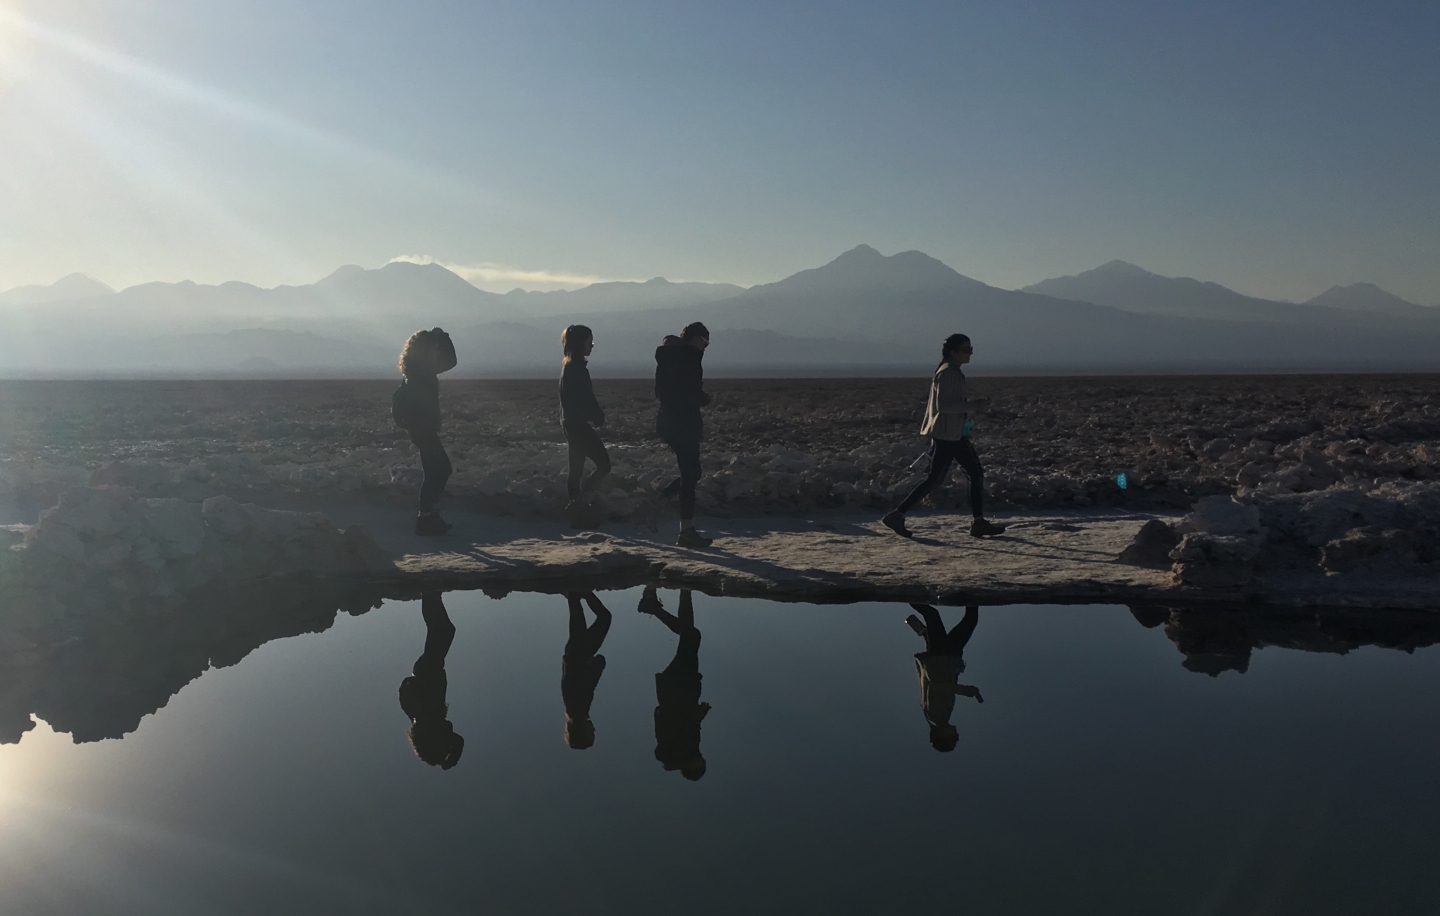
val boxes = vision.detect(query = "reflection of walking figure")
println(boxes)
[883,333,1006,540]
[639,587,710,780]
[907,603,983,753]
[561,591,612,749]
[559,325,612,527]
[398,592,465,768]
[655,322,714,548]
[395,328,458,536]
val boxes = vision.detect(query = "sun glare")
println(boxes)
[0,2,36,91]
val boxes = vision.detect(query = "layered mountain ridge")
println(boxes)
[2,249,1437,375]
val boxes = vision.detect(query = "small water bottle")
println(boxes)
[1115,471,1129,490]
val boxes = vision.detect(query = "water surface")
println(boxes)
[1,589,1437,915]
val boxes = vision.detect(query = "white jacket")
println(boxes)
[919,364,969,440]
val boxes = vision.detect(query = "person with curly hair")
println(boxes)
[395,328,457,536]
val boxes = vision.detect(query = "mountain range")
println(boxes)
[2,248,1437,376]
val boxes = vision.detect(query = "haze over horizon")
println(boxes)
[2,1,1437,304]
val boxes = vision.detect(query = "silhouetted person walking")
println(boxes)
[883,333,1006,539]
[638,587,709,780]
[394,328,458,536]
[655,322,713,548]
[561,590,612,749]
[398,592,465,768]
[559,325,612,528]
[906,603,982,752]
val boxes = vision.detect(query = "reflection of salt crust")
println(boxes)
[2,486,384,600]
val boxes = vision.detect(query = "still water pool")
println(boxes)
[1,589,1437,915]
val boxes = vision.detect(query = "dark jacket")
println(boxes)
[400,373,441,435]
[654,336,710,440]
[559,358,605,427]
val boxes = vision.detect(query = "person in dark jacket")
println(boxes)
[906,603,983,753]
[559,325,611,525]
[560,590,612,750]
[655,322,713,548]
[398,328,457,536]
[638,587,709,780]
[398,592,465,769]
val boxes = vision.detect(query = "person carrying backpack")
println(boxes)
[559,325,611,526]
[394,327,457,536]
[654,322,713,548]
[883,333,1006,539]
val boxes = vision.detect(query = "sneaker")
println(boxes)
[659,478,683,500]
[676,528,713,548]
[905,614,928,638]
[568,499,603,530]
[415,513,452,536]
[970,518,1007,538]
[638,586,664,616]
[882,511,913,539]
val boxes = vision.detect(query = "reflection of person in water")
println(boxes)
[562,591,612,749]
[907,603,983,752]
[398,592,465,769]
[639,587,710,780]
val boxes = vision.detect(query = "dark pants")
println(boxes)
[914,604,979,656]
[411,431,452,513]
[566,593,613,660]
[897,437,984,518]
[563,422,612,501]
[661,432,702,521]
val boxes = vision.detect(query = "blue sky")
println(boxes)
[1,0,1436,301]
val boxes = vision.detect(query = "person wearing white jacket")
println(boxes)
[883,333,1006,539]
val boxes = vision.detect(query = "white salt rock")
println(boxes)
[1180,496,1262,536]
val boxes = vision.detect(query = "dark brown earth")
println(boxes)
[2,375,1438,520]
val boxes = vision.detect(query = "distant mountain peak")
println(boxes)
[833,244,884,263]
[0,272,115,305]
[1306,282,1431,316]
[1091,259,1154,277]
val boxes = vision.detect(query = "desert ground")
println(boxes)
[3,374,1438,523]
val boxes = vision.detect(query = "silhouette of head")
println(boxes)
[939,333,972,369]
[561,324,594,363]
[680,756,707,781]
[565,717,596,750]
[408,721,465,769]
[399,328,457,376]
[929,723,959,753]
[681,321,710,348]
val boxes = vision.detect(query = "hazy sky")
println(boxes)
[1,0,1437,301]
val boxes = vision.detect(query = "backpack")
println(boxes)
[392,379,417,430]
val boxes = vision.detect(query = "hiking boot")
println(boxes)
[970,518,1007,538]
[638,586,664,616]
[567,497,606,530]
[415,513,452,536]
[882,510,913,539]
[905,614,928,638]
[676,528,713,549]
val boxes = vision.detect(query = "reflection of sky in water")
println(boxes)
[1,590,1439,914]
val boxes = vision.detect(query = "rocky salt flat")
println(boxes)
[2,375,1439,609]
[3,375,1439,519]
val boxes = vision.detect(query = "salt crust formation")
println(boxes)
[0,485,384,604]
[2,377,1438,526]
[1128,482,1440,588]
